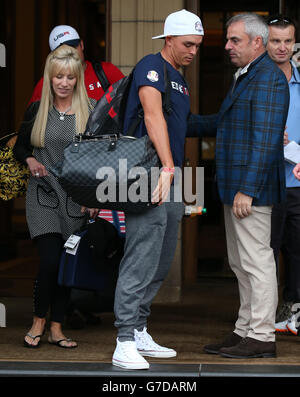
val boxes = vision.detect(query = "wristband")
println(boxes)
[162,167,175,174]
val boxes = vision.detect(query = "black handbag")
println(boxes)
[50,62,171,213]
[58,214,124,291]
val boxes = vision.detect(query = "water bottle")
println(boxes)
[184,205,207,217]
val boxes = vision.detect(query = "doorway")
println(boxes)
[0,0,108,297]
[185,0,280,281]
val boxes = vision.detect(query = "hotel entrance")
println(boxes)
[1,0,300,379]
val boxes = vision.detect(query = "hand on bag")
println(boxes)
[293,163,300,181]
[81,207,99,219]
[232,192,253,219]
[26,157,48,178]
[152,168,174,206]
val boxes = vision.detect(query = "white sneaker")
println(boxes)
[287,314,298,335]
[134,327,177,358]
[112,338,149,370]
[275,319,289,333]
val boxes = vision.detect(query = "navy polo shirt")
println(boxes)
[123,52,190,167]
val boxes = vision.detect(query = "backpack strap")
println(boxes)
[91,61,110,92]
[126,61,172,137]
[162,62,172,117]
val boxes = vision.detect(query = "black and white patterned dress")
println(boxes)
[26,103,95,240]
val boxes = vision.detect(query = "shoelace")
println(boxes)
[120,341,139,357]
[239,337,252,345]
[137,332,155,348]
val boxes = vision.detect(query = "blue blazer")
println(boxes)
[188,52,290,206]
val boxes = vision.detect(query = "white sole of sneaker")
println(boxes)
[112,358,150,370]
[138,349,177,358]
[275,328,289,333]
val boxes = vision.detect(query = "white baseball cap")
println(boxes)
[49,25,81,51]
[152,9,204,39]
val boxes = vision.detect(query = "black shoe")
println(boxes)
[85,312,102,326]
[203,332,242,354]
[219,337,276,359]
[65,309,102,329]
[65,309,86,329]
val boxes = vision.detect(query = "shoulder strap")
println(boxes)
[0,132,17,147]
[92,61,110,92]
[162,62,172,117]
[126,61,172,137]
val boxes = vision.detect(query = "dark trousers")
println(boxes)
[34,234,71,322]
[271,188,300,303]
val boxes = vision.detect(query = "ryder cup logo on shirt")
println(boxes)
[147,70,159,82]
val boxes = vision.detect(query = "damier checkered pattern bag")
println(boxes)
[51,133,161,212]
[50,61,171,213]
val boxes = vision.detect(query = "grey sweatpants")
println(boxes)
[114,192,184,341]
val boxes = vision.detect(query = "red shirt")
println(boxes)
[28,60,124,104]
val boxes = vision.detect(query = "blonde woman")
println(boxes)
[14,45,96,348]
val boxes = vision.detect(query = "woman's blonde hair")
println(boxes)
[31,44,91,147]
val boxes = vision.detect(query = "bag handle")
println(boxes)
[111,211,121,234]
[0,132,18,147]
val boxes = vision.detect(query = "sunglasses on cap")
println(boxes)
[267,17,294,25]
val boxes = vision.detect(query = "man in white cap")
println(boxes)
[28,25,124,104]
[112,9,204,370]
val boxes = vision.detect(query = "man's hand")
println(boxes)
[232,192,253,219]
[152,169,174,205]
[293,163,300,181]
[284,127,289,145]
[81,207,99,219]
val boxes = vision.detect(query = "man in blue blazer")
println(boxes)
[189,13,290,358]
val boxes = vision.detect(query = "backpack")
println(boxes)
[84,61,171,137]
